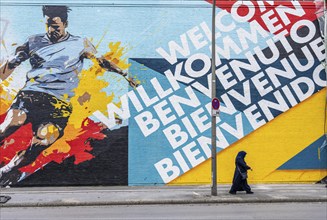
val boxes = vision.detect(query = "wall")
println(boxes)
[0,0,326,186]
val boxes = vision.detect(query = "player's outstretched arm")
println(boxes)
[0,62,15,81]
[85,52,139,88]
[1,50,29,81]
[96,56,126,77]
[96,56,139,89]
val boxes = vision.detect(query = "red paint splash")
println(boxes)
[0,114,33,164]
[0,113,106,174]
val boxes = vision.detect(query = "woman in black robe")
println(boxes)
[229,151,253,194]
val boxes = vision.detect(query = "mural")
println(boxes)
[0,0,326,186]
[0,4,137,186]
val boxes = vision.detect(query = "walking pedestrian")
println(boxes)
[229,151,254,194]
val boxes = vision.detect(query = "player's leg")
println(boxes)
[0,122,61,179]
[0,109,27,144]
[8,123,61,170]
[0,92,71,183]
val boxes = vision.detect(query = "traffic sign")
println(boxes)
[212,98,220,110]
[212,98,220,117]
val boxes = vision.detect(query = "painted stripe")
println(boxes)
[278,136,327,170]
[207,0,318,34]
[169,89,326,184]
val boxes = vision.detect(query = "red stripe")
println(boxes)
[206,0,318,35]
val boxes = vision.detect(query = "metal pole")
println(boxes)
[211,0,217,196]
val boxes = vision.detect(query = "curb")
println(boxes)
[1,198,326,207]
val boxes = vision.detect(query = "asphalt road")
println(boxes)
[1,202,326,220]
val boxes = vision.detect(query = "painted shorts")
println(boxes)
[10,90,73,137]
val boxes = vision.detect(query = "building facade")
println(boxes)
[0,0,326,186]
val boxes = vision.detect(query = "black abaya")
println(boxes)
[229,151,252,194]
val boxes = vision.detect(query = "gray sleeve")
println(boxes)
[8,41,29,69]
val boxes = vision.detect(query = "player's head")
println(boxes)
[42,5,71,42]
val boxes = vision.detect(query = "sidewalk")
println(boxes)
[0,184,326,207]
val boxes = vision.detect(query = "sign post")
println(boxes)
[211,0,217,197]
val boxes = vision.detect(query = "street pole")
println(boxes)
[211,0,217,196]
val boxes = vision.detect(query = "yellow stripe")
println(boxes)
[259,170,327,183]
[169,89,326,185]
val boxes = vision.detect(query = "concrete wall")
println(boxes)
[0,0,326,186]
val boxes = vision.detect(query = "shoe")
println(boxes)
[0,165,11,180]
[229,191,236,195]
[246,191,254,194]
[0,169,22,187]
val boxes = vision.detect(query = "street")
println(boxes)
[1,202,326,220]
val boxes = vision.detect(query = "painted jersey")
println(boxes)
[16,33,96,101]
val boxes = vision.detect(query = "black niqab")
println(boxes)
[229,151,252,193]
